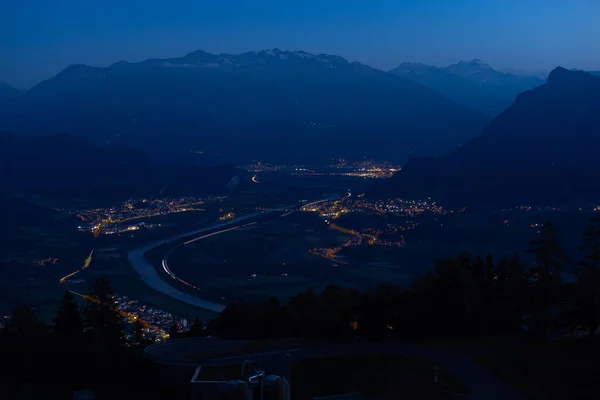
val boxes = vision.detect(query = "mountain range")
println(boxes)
[382,68,600,207]
[0,49,490,165]
[390,60,545,116]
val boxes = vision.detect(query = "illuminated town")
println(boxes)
[302,195,466,263]
[69,195,227,235]
[239,159,401,179]
[0,293,189,342]
[69,290,189,342]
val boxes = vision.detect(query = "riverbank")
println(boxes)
[127,212,265,313]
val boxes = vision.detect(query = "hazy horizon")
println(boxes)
[0,49,555,91]
[2,0,600,88]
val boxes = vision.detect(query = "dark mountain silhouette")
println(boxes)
[0,133,239,201]
[0,190,65,244]
[382,67,600,208]
[0,82,20,101]
[390,60,544,116]
[0,49,489,164]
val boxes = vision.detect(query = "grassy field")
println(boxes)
[164,213,369,302]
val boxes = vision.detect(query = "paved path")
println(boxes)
[145,339,524,400]
[295,343,525,400]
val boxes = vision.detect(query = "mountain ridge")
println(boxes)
[390,60,545,116]
[0,49,490,165]
[0,132,241,201]
[382,67,600,207]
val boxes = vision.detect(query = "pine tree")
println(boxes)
[1,304,46,340]
[0,304,47,371]
[83,278,125,351]
[53,291,84,341]
[189,317,204,337]
[578,215,600,271]
[133,321,144,343]
[577,215,600,337]
[526,221,567,340]
[168,323,179,339]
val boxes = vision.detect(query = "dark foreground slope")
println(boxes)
[383,68,600,207]
[0,49,489,164]
[0,133,239,201]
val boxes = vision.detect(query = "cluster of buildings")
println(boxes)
[309,220,407,263]
[219,212,236,221]
[303,196,468,263]
[0,315,9,331]
[34,257,60,266]
[239,159,401,179]
[238,162,286,172]
[112,294,189,341]
[0,295,188,342]
[70,195,226,234]
[302,196,459,219]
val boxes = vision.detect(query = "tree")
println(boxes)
[578,215,600,270]
[133,321,144,343]
[526,221,568,340]
[189,317,204,337]
[577,215,600,337]
[83,278,125,351]
[53,291,84,342]
[0,304,47,372]
[1,304,46,341]
[168,323,179,339]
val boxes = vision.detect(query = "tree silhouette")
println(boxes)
[1,304,46,340]
[526,221,567,340]
[189,317,204,337]
[53,291,84,342]
[83,278,125,351]
[133,321,144,343]
[0,304,47,371]
[168,323,179,339]
[577,215,600,337]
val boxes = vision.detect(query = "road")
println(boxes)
[127,200,321,313]
[144,339,524,400]
[127,211,271,313]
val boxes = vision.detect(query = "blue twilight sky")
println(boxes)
[1,0,599,88]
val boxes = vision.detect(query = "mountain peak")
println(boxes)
[547,67,600,89]
[547,66,569,80]
[394,62,431,69]
[457,59,493,70]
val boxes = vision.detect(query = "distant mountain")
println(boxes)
[0,49,489,164]
[390,60,544,116]
[0,82,19,101]
[0,190,62,241]
[382,68,600,207]
[0,133,239,201]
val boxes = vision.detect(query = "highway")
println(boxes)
[127,212,271,313]
[127,200,318,313]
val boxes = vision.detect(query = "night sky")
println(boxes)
[2,0,600,88]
